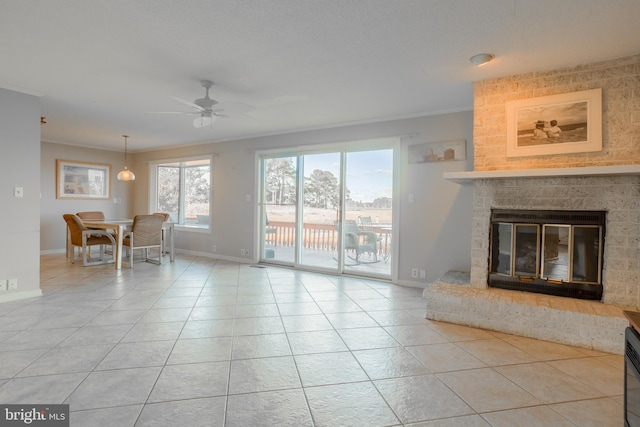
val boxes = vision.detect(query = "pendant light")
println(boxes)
[117,134,136,181]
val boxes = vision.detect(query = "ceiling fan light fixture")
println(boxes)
[117,134,136,181]
[470,53,495,66]
[193,112,217,128]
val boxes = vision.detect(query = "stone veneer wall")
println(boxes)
[470,175,640,309]
[473,54,640,171]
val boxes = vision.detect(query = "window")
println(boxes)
[151,157,211,229]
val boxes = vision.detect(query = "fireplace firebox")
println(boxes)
[489,209,605,300]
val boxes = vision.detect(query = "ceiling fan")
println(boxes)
[156,80,256,128]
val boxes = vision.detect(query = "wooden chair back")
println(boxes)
[76,211,105,221]
[63,214,86,246]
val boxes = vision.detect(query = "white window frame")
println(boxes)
[149,155,213,233]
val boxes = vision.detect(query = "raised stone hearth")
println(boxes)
[424,271,627,354]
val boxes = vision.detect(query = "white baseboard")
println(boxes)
[0,289,43,304]
[40,248,67,255]
[175,249,253,264]
[397,279,428,289]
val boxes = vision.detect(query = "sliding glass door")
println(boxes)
[299,152,341,270]
[260,145,394,279]
[343,150,393,275]
[262,156,297,264]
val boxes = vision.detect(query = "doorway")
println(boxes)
[259,144,395,279]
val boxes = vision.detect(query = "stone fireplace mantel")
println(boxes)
[443,164,640,185]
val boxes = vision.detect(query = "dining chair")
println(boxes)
[63,214,116,266]
[152,212,170,255]
[76,211,112,255]
[152,212,170,221]
[123,214,165,267]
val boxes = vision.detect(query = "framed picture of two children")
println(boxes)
[506,88,602,158]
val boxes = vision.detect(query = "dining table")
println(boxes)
[81,218,175,270]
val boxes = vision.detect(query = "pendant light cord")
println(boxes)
[123,134,129,165]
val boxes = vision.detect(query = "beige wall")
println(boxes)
[473,54,640,171]
[0,88,42,302]
[130,112,475,285]
[38,112,474,286]
[40,142,133,252]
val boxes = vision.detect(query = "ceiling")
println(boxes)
[2,0,639,152]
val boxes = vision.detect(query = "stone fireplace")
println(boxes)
[423,54,640,354]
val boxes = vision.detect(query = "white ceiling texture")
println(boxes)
[1,0,639,152]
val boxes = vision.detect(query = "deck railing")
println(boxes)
[265,221,391,257]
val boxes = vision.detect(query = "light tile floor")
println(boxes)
[0,254,624,426]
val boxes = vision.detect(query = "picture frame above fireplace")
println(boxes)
[506,88,602,158]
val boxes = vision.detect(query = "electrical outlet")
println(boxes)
[212,245,217,252]
[8,278,17,290]
[241,249,246,255]
[411,268,419,278]
[419,270,426,279]
[0,280,7,291]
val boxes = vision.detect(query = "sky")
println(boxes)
[517,101,588,130]
[303,149,393,203]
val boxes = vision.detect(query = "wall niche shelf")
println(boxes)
[443,164,640,185]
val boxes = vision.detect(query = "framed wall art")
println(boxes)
[56,159,111,199]
[408,139,466,164]
[506,88,602,158]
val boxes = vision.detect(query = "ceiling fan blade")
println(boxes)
[212,101,255,115]
[147,111,196,114]
[216,113,258,126]
[168,95,204,112]
[235,114,258,126]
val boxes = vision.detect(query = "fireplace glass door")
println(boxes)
[491,223,512,275]
[490,223,540,278]
[514,224,539,277]
[489,209,605,300]
[542,225,570,282]
[492,221,603,284]
[541,225,602,284]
